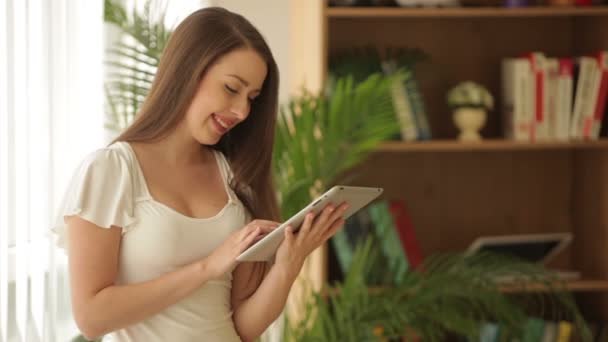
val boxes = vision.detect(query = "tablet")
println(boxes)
[236,185,383,262]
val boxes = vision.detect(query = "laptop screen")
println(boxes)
[477,240,562,263]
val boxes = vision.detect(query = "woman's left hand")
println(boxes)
[274,202,348,276]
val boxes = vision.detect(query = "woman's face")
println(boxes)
[184,47,268,145]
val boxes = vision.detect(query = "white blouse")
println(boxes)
[52,141,249,342]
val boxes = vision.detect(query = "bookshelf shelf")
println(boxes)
[326,6,608,18]
[324,280,608,297]
[375,139,608,152]
[500,280,608,293]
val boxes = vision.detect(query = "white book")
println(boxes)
[502,58,534,141]
[530,52,550,141]
[541,321,557,342]
[584,58,601,139]
[545,58,560,140]
[571,57,595,139]
[556,59,574,141]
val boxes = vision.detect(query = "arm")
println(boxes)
[67,216,214,340]
[231,261,298,342]
[231,203,348,342]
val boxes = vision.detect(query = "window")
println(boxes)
[0,0,104,341]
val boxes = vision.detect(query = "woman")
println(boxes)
[52,7,347,342]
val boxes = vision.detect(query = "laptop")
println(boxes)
[466,232,579,281]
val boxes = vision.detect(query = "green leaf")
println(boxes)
[103,0,171,132]
[285,240,591,341]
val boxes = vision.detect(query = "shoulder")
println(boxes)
[85,141,130,166]
[65,141,141,201]
[51,142,139,250]
[76,142,134,177]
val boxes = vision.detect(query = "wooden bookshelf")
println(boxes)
[290,0,608,324]
[327,5,608,18]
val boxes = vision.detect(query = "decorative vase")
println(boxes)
[453,107,487,141]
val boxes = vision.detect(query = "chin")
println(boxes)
[190,125,220,146]
[195,136,219,146]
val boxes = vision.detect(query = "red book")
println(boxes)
[521,52,547,141]
[593,51,608,138]
[388,200,424,270]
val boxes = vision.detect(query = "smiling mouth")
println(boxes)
[211,113,235,130]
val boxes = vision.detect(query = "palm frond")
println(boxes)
[103,0,172,131]
[104,0,128,29]
[273,72,400,220]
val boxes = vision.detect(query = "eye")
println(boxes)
[224,85,238,94]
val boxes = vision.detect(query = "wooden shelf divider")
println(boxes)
[375,139,608,152]
[326,6,608,18]
[499,279,608,293]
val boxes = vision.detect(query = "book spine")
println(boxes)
[592,51,608,139]
[546,58,559,140]
[556,321,573,342]
[502,59,533,141]
[405,76,432,140]
[556,58,574,140]
[525,52,548,141]
[382,61,419,141]
[389,200,424,270]
[368,201,410,285]
[571,57,593,139]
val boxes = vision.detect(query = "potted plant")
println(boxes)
[282,238,590,341]
[446,81,494,141]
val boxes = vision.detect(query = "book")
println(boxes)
[389,200,424,270]
[382,61,419,141]
[556,58,574,141]
[591,51,608,139]
[523,52,549,141]
[557,321,573,342]
[522,317,546,342]
[368,200,410,285]
[331,208,395,285]
[571,57,597,139]
[541,321,558,342]
[405,75,432,140]
[478,322,499,342]
[502,58,534,141]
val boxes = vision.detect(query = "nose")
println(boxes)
[231,97,250,121]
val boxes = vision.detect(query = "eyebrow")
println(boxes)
[227,74,260,92]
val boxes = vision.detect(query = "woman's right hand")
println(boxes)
[203,219,280,279]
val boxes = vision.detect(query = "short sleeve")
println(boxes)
[51,148,137,250]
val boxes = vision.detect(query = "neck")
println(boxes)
[150,124,213,167]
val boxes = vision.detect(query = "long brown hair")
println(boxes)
[113,7,280,223]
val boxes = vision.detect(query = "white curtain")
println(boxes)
[0,0,104,341]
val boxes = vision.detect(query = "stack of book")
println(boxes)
[501,51,608,142]
[471,318,607,341]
